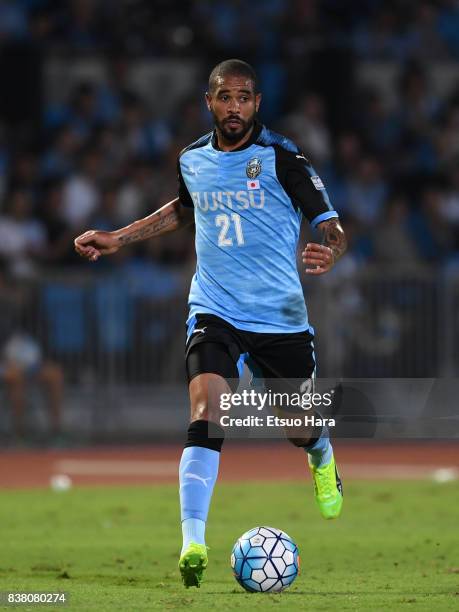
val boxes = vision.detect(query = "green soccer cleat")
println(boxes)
[308,454,343,520]
[179,542,208,588]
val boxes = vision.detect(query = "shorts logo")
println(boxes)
[246,157,262,179]
[310,175,325,190]
[300,377,314,395]
[193,327,207,335]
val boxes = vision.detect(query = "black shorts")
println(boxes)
[185,313,315,386]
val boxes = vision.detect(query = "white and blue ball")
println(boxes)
[231,526,299,592]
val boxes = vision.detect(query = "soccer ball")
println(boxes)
[231,526,299,592]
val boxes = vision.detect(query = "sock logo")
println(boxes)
[184,472,212,487]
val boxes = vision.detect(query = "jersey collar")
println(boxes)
[211,120,263,152]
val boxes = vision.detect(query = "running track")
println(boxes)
[0,442,458,489]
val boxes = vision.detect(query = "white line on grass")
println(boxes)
[52,460,458,480]
[341,463,459,480]
[54,459,178,476]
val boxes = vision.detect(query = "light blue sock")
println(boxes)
[181,518,206,552]
[179,446,219,553]
[305,425,333,468]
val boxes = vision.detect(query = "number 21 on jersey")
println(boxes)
[215,213,244,246]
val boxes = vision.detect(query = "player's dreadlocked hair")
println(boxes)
[208,59,259,94]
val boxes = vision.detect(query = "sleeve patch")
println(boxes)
[310,175,325,190]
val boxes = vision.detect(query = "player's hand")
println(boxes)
[74,230,120,262]
[302,243,334,275]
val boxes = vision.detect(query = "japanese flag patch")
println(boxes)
[247,179,260,190]
[310,175,325,190]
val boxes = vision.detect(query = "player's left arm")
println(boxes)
[273,145,347,276]
[302,217,347,275]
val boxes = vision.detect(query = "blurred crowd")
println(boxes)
[0,0,458,437]
[1,0,459,60]
[0,1,457,283]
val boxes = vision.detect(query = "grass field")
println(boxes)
[0,481,458,611]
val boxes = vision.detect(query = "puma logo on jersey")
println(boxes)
[187,164,201,176]
[192,327,207,335]
[184,472,212,487]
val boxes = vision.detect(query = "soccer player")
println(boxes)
[74,59,347,588]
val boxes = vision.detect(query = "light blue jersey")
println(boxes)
[178,122,338,334]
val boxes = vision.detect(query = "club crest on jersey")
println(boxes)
[246,157,262,179]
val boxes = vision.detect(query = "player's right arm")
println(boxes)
[74,197,194,262]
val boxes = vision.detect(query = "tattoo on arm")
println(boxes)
[319,218,347,263]
[117,199,191,246]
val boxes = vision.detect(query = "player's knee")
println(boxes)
[189,372,230,422]
[285,425,320,448]
[286,424,323,448]
[283,411,323,448]
[286,436,313,448]
[190,397,209,422]
[184,418,225,453]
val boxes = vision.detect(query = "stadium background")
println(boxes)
[1,0,459,442]
[0,2,458,609]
